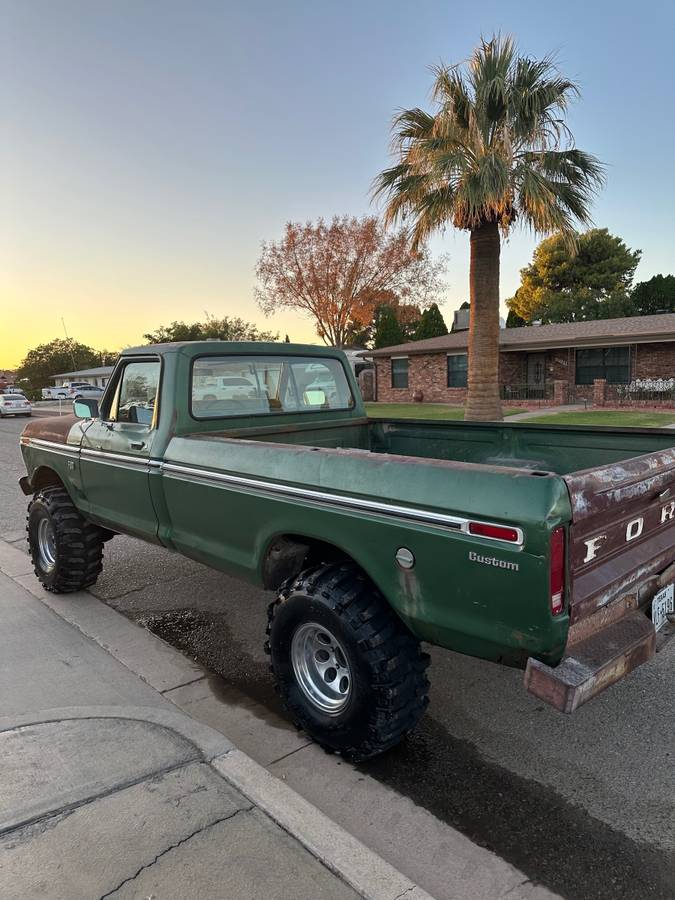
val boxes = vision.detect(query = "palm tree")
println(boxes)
[374,36,604,420]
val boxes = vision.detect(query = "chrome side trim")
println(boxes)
[20,437,79,457]
[161,461,525,546]
[22,437,161,471]
[80,447,162,469]
[81,447,151,469]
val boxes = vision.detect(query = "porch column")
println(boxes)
[593,378,607,407]
[553,380,568,406]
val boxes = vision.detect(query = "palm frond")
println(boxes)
[374,34,604,240]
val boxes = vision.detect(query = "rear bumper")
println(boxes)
[524,561,675,713]
[524,613,658,712]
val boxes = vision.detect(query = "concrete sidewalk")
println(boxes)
[504,404,587,420]
[0,545,433,900]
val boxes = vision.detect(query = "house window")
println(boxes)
[391,358,409,389]
[576,347,631,385]
[447,354,468,387]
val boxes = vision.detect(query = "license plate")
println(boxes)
[652,584,674,632]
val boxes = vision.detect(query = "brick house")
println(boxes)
[366,312,675,406]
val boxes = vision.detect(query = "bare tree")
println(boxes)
[256,215,445,347]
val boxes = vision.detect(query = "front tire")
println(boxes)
[27,487,105,593]
[266,563,430,761]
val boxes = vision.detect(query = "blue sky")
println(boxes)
[3,0,674,363]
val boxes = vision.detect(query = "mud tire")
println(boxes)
[266,562,430,761]
[27,487,104,593]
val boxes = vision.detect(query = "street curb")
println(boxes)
[0,542,436,900]
[212,748,433,900]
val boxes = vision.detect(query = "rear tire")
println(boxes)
[27,487,105,593]
[266,562,430,761]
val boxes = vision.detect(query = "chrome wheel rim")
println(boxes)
[291,622,352,715]
[37,517,57,571]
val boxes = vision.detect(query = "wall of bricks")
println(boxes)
[372,341,675,405]
[632,342,675,379]
[373,355,468,404]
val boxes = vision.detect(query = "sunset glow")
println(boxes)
[3,1,673,368]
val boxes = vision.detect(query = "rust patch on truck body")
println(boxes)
[22,414,79,444]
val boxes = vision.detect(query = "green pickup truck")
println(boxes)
[19,342,675,759]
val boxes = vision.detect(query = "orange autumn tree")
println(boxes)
[255,215,445,347]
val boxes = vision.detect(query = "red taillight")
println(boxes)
[550,527,565,615]
[468,521,520,543]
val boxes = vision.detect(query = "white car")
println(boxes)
[0,393,32,417]
[67,384,105,400]
[192,376,257,401]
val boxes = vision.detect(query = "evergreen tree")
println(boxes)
[506,307,526,328]
[631,275,675,316]
[507,229,641,323]
[373,305,405,348]
[413,303,448,340]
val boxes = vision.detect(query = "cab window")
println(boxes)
[191,355,355,419]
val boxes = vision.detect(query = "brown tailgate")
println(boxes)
[563,446,675,623]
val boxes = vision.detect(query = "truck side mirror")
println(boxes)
[73,398,99,419]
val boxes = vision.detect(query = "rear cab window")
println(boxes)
[190,355,355,419]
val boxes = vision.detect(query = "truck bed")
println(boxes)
[193,416,675,476]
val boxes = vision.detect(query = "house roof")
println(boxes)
[51,365,115,380]
[365,312,675,357]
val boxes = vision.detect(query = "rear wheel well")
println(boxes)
[262,535,353,591]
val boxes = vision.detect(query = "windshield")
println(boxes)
[191,355,355,419]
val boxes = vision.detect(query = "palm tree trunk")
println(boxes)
[464,221,503,422]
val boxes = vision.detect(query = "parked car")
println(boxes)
[0,393,31,417]
[2,386,27,396]
[192,375,257,402]
[18,342,675,761]
[67,384,105,400]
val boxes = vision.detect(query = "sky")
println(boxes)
[2,0,674,368]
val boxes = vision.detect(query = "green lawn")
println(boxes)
[364,402,525,420]
[521,410,675,428]
[364,403,675,428]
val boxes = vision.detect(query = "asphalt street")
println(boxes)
[2,414,674,900]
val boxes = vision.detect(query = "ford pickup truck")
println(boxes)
[19,342,675,759]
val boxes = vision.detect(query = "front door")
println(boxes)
[80,358,161,539]
[526,353,547,398]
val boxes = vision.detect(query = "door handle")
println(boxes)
[130,441,146,451]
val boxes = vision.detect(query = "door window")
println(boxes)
[115,361,160,425]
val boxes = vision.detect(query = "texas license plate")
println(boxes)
[652,584,674,632]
